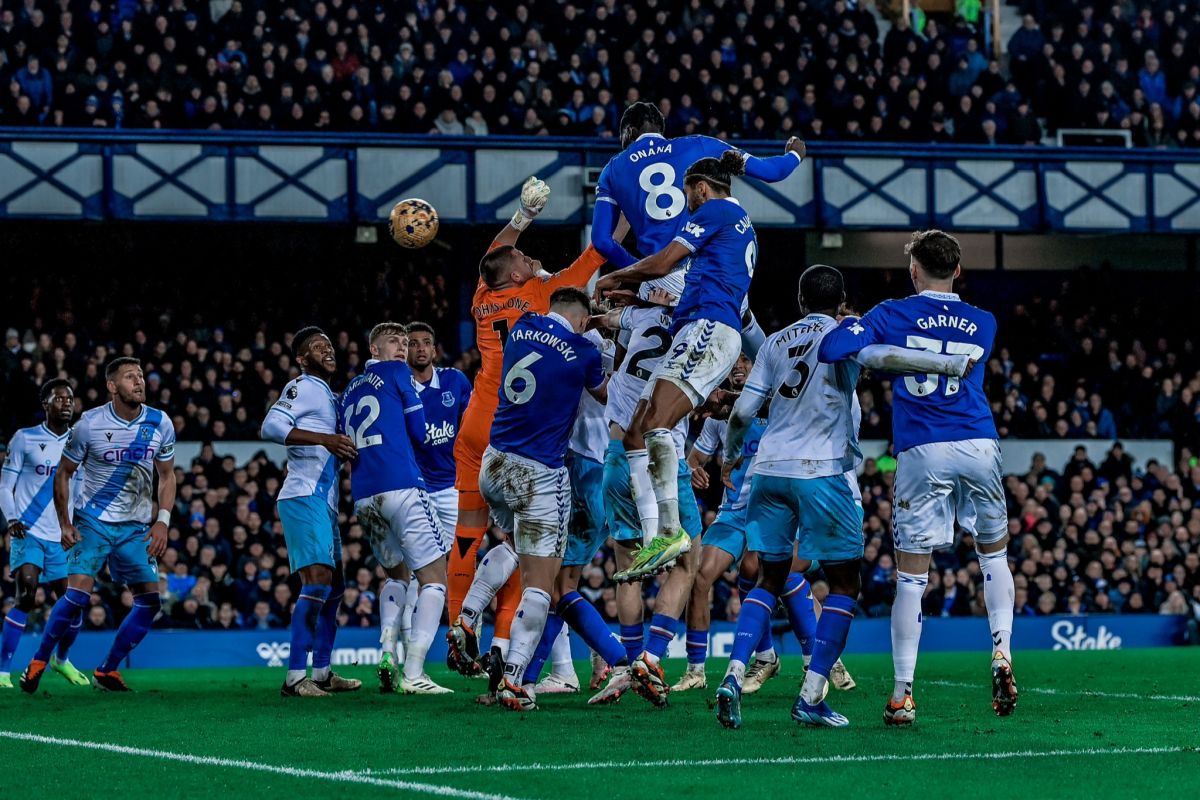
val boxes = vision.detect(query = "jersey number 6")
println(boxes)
[503,352,542,405]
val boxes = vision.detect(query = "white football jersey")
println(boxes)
[63,403,176,524]
[605,306,687,455]
[263,374,340,509]
[743,314,862,479]
[0,424,84,541]
[569,331,612,463]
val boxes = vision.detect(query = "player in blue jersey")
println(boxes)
[594,150,758,587]
[476,288,607,711]
[0,380,90,689]
[261,327,362,698]
[19,358,177,693]
[342,325,452,695]
[818,231,1017,723]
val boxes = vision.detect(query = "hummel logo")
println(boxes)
[849,323,865,335]
[992,632,1002,646]
[105,432,113,441]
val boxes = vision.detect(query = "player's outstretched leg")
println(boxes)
[557,591,627,691]
[885,565,927,725]
[94,591,161,692]
[21,586,88,694]
[523,612,576,694]
[978,544,1018,716]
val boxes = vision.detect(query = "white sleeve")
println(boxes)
[62,416,88,464]
[742,341,777,399]
[157,417,177,462]
[694,418,725,457]
[0,432,23,521]
[855,344,969,376]
[261,384,300,444]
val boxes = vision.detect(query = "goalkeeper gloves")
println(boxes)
[510,176,551,231]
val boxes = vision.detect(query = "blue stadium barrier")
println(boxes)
[2,130,1198,232]
[5,614,1184,670]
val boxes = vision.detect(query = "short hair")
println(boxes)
[684,150,746,192]
[291,326,326,356]
[549,287,592,315]
[406,321,435,339]
[905,230,961,279]
[40,378,72,403]
[105,357,141,380]
[479,245,516,289]
[799,265,845,313]
[619,101,665,146]
[368,322,407,345]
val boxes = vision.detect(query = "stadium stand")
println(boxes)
[1,0,1198,146]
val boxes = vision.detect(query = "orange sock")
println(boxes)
[492,569,523,640]
[448,524,486,620]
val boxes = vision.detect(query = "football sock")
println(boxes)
[460,542,518,629]
[559,591,626,668]
[626,448,659,542]
[644,428,680,535]
[549,622,575,677]
[726,588,775,686]
[737,576,756,597]
[33,587,88,663]
[57,614,82,661]
[892,570,927,700]
[379,578,407,655]
[401,576,418,643]
[619,623,644,663]
[782,572,818,657]
[644,613,680,664]
[493,568,523,640]
[311,576,344,682]
[978,549,1015,660]
[404,583,446,680]
[1,608,28,672]
[802,594,856,704]
[503,588,551,685]
[286,583,330,685]
[447,517,486,620]
[686,628,708,667]
[521,611,565,685]
[98,592,160,673]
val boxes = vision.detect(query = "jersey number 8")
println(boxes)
[639,163,686,221]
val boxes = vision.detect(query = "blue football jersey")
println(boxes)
[671,197,757,335]
[340,360,428,501]
[818,290,997,452]
[414,366,472,492]
[489,312,604,469]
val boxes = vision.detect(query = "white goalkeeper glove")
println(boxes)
[510,176,551,231]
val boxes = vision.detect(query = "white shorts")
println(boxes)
[428,486,459,535]
[479,446,570,558]
[892,438,1007,554]
[648,320,741,408]
[354,487,450,571]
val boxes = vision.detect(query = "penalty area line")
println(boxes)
[0,730,526,800]
[368,745,1194,777]
[927,680,1200,704]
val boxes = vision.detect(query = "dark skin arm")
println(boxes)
[54,456,80,549]
[287,428,357,460]
[594,241,691,298]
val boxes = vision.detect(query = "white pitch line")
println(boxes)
[370,746,1193,777]
[927,680,1200,704]
[0,731,525,800]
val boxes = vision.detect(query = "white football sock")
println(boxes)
[754,646,777,662]
[378,578,407,656]
[460,543,519,629]
[503,588,552,683]
[892,570,928,700]
[549,623,576,678]
[400,576,418,644]
[645,428,680,536]
[724,659,747,685]
[978,548,1015,660]
[286,669,307,686]
[403,583,446,680]
[626,448,659,543]
[492,637,509,659]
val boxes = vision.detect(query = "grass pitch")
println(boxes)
[2,649,1197,799]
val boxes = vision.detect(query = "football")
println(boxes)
[388,198,439,248]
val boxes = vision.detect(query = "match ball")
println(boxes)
[388,198,439,248]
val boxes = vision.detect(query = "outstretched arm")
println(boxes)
[594,241,690,295]
[742,136,806,182]
[591,199,638,268]
[855,344,973,377]
[488,176,552,251]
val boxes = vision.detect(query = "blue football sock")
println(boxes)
[782,572,818,657]
[736,576,756,598]
[619,623,643,663]
[730,588,775,670]
[645,613,679,660]
[559,592,627,667]
[809,593,856,679]
[522,611,565,685]
[289,583,331,672]
[1,608,28,672]
[755,623,775,656]
[57,614,83,661]
[311,585,342,673]
[98,592,161,672]
[33,587,89,662]
[686,628,708,666]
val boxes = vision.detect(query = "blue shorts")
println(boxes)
[278,495,342,573]
[563,451,607,567]
[702,505,748,561]
[603,440,701,543]
[746,473,864,563]
[69,511,159,585]
[10,534,69,583]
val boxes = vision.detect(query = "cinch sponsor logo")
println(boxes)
[102,446,157,462]
[35,463,58,476]
[1051,620,1122,650]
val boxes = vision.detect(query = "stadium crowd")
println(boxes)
[1,0,1199,147]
